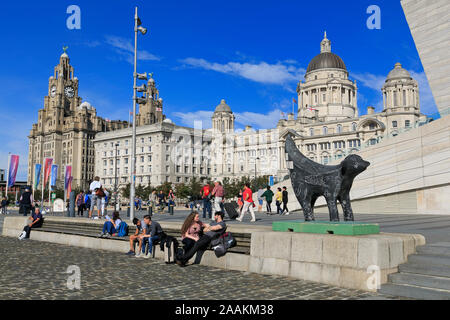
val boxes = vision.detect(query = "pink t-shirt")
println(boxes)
[182,221,203,240]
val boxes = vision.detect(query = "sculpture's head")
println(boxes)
[340,155,370,178]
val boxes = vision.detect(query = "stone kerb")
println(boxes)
[250,231,425,291]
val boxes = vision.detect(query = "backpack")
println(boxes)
[164,236,179,264]
[96,187,105,198]
[116,222,129,237]
[211,232,236,257]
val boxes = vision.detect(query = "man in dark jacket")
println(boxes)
[281,186,289,215]
[19,188,34,216]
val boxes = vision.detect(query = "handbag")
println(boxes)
[95,188,105,198]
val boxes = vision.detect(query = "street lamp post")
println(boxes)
[130,7,148,221]
[114,143,119,210]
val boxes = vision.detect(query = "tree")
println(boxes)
[174,183,191,200]
[120,183,131,199]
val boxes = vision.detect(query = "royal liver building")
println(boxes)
[93,33,428,190]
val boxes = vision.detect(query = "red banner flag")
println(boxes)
[43,158,53,187]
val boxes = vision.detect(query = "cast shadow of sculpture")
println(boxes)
[285,135,370,222]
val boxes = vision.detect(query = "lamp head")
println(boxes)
[137,26,147,35]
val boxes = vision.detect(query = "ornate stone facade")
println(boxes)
[27,51,129,190]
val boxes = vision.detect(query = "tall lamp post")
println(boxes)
[114,143,119,210]
[130,7,148,221]
[254,157,260,187]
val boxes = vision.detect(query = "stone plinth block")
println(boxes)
[272,221,380,235]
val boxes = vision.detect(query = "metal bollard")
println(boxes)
[69,191,75,217]
[148,205,152,217]
[127,207,130,218]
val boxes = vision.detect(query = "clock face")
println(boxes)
[64,86,74,98]
[50,85,57,97]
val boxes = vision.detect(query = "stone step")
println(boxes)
[389,273,450,291]
[417,244,450,256]
[399,263,450,278]
[407,254,450,267]
[379,283,450,300]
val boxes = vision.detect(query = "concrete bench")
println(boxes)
[37,219,251,255]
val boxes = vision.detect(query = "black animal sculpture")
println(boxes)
[285,135,370,222]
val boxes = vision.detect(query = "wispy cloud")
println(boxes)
[179,57,305,86]
[171,108,284,130]
[105,35,160,64]
[352,72,386,91]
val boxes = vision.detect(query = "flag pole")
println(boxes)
[41,159,45,209]
[48,167,52,208]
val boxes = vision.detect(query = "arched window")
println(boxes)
[337,124,342,134]
[323,127,328,135]
[352,123,357,132]
[310,128,314,136]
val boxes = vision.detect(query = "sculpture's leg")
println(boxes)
[310,195,318,221]
[325,197,340,222]
[340,194,354,221]
[300,199,315,222]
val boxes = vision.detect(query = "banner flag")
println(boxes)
[43,158,53,187]
[34,163,42,189]
[65,166,72,190]
[50,164,58,187]
[67,176,73,198]
[7,155,19,187]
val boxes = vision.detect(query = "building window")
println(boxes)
[405,120,411,128]
[323,127,328,135]
[392,121,398,128]
[336,124,342,134]
[352,123,357,132]
[310,128,314,136]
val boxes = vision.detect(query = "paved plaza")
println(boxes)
[0,236,401,300]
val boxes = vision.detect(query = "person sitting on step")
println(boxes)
[99,211,121,237]
[136,215,163,259]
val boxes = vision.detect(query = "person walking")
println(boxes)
[157,190,166,213]
[19,188,33,216]
[1,197,9,215]
[149,190,157,215]
[167,189,176,215]
[201,183,212,219]
[261,186,274,214]
[281,186,289,215]
[275,187,283,215]
[211,181,224,218]
[257,188,265,212]
[76,191,85,216]
[88,176,104,219]
[237,183,256,222]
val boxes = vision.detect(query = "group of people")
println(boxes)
[125,210,227,267]
[148,189,176,214]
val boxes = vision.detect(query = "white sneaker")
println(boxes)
[285,212,290,215]
[18,231,26,240]
[135,251,141,258]
[236,218,242,222]
[144,252,152,259]
[250,219,256,223]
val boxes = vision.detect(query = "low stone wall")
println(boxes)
[249,231,425,291]
[2,216,425,292]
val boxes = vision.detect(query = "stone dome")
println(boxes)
[214,99,232,113]
[306,52,347,73]
[386,63,412,80]
[79,102,93,110]
[162,118,173,124]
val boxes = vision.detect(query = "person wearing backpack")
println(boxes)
[176,211,226,267]
[88,176,104,219]
[98,211,122,237]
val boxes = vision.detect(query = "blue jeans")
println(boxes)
[143,235,160,254]
[202,198,211,218]
[102,221,117,234]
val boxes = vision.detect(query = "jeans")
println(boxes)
[182,238,196,252]
[202,198,211,218]
[282,201,289,214]
[276,201,282,215]
[21,205,31,216]
[213,197,222,214]
[179,235,211,263]
[102,221,117,234]
[266,201,272,213]
[23,221,42,238]
[239,201,256,221]
[143,235,160,254]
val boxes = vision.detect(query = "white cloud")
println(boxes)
[105,35,160,64]
[409,70,438,115]
[180,58,305,85]
[171,108,284,130]
[352,72,386,91]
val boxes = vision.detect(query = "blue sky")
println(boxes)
[0,0,438,180]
